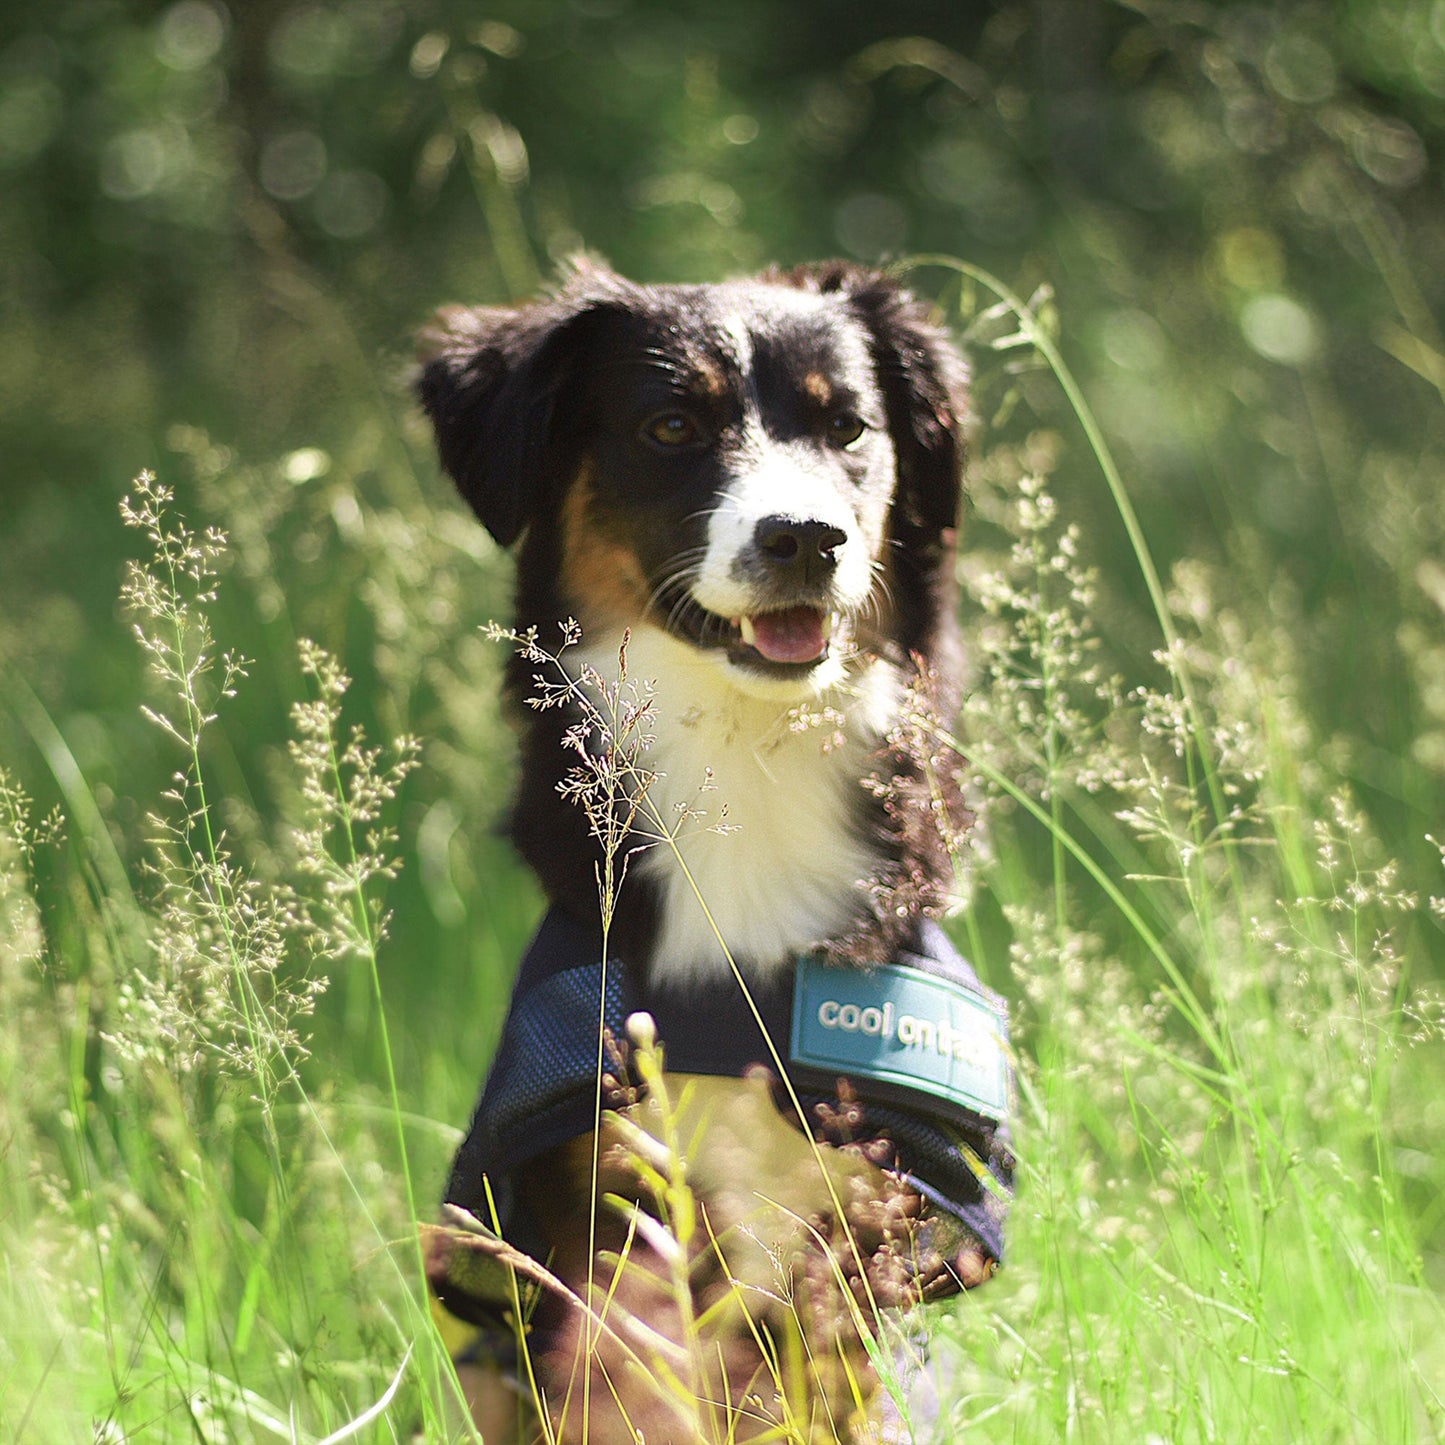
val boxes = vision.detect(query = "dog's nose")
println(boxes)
[753,516,848,583]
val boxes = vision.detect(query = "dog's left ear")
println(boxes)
[784,263,969,536]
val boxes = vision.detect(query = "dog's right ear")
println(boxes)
[416,291,603,548]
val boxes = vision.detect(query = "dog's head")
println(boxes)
[419,260,967,699]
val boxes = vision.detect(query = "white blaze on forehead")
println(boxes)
[691,450,873,620]
[683,297,884,621]
[722,313,755,379]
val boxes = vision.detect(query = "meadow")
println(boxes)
[2,2,1443,1440]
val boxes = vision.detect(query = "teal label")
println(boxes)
[790,957,1009,1123]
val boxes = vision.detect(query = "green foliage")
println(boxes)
[1,0,1443,1440]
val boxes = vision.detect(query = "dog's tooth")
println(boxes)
[821,612,836,642]
[739,615,757,647]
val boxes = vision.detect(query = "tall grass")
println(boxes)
[1,271,1442,1443]
[925,272,1445,1443]
[1,476,468,1442]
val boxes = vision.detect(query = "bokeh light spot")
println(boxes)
[314,168,387,237]
[260,130,326,201]
[157,1,228,71]
[1240,294,1320,365]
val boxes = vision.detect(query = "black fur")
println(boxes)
[419,260,970,968]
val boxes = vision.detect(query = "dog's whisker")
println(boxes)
[647,561,708,621]
[863,581,894,629]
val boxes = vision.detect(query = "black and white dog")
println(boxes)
[420,262,1012,1443]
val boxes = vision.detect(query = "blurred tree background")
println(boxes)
[3,1,1445,1435]
[3,0,1444,1102]
[2,0,1445,1040]
[3,0,1444,1123]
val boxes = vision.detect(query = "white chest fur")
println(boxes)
[572,626,901,985]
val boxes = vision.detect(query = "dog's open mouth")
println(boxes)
[738,606,834,664]
[668,600,840,671]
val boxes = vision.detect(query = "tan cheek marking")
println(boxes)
[803,371,834,406]
[560,464,651,626]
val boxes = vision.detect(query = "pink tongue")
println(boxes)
[747,607,827,664]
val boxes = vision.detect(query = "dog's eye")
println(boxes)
[642,412,703,448]
[827,412,867,448]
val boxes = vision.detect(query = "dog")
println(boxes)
[418,260,1014,1443]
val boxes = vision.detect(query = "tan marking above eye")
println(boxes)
[692,359,728,398]
[803,371,834,406]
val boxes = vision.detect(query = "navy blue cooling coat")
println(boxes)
[434,907,1014,1321]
